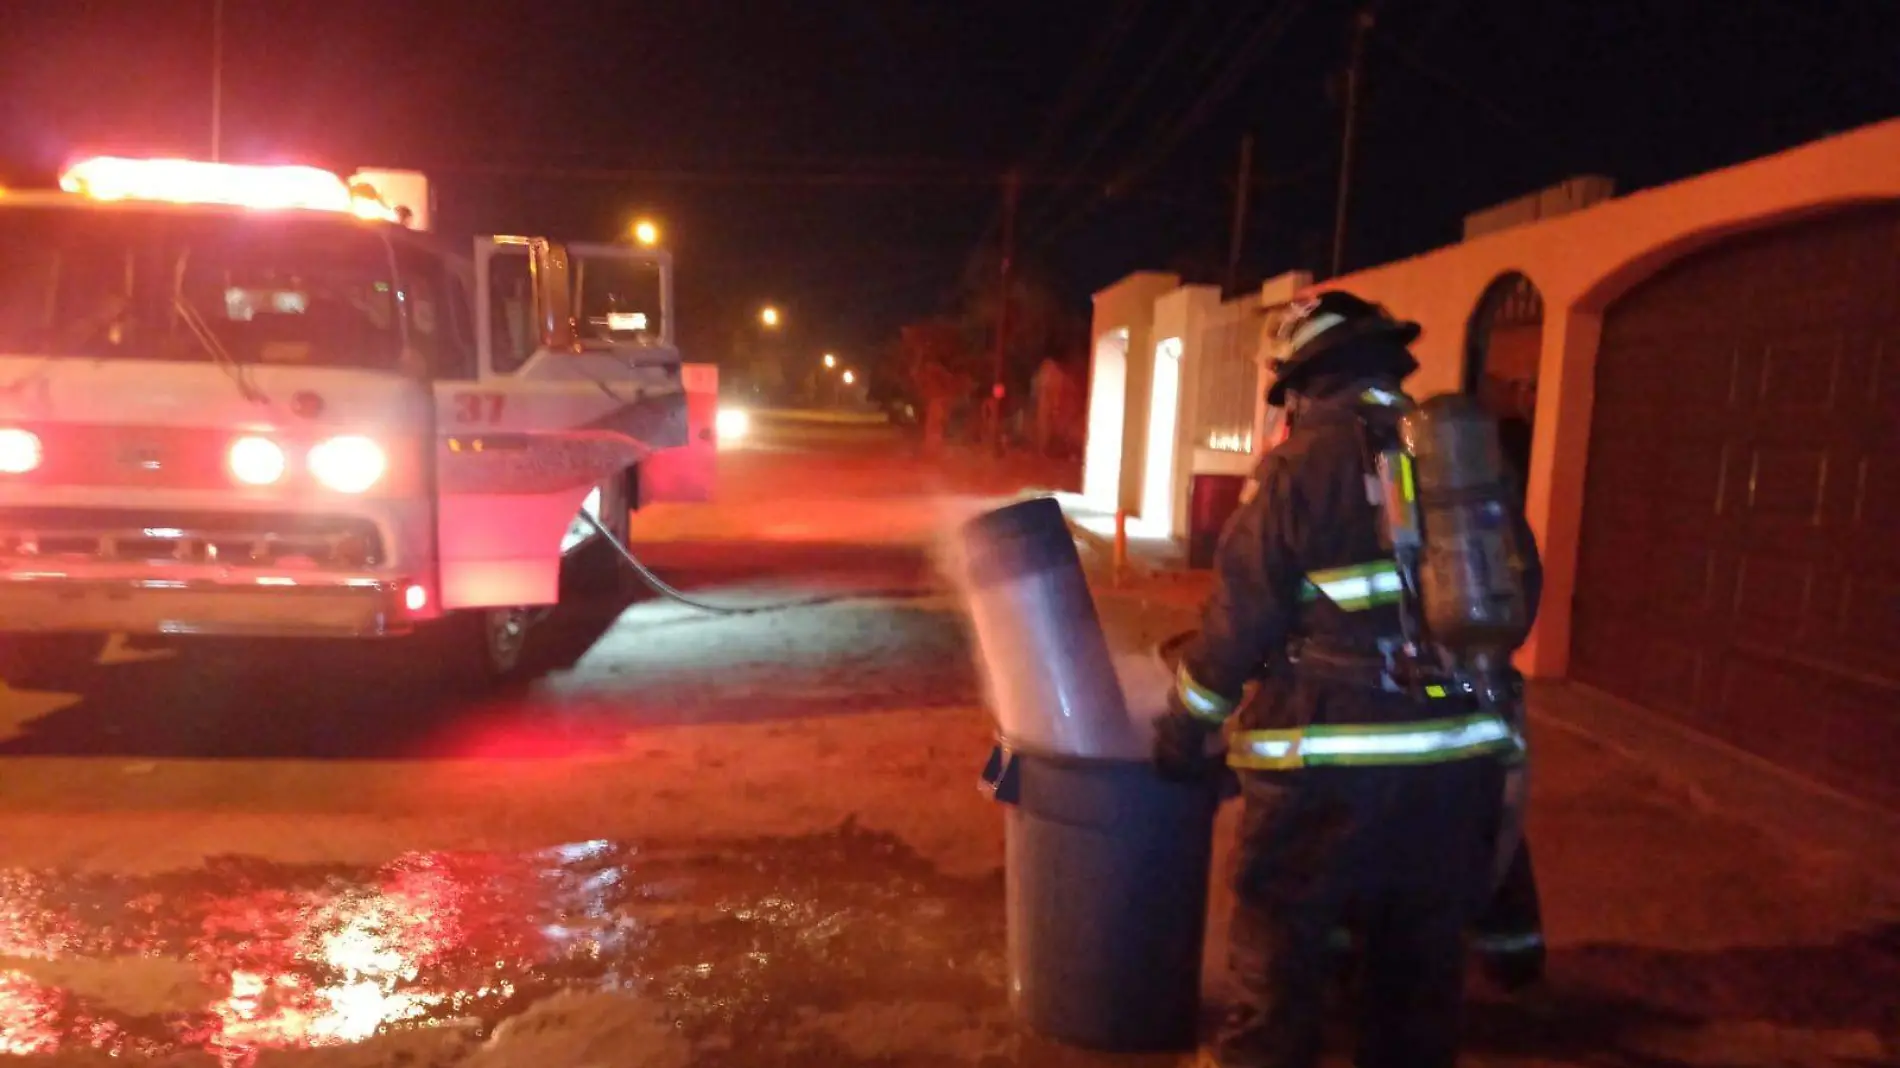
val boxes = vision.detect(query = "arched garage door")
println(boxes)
[1570,203,1900,808]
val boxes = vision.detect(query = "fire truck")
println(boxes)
[0,156,712,688]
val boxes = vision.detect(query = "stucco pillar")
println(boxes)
[1118,326,1156,514]
[1085,273,1181,513]
[1155,286,1223,535]
[1518,306,1602,679]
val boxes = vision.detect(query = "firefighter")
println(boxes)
[1152,290,1543,1068]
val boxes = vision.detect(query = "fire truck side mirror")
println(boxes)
[533,242,579,352]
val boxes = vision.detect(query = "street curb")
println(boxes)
[1529,683,1900,891]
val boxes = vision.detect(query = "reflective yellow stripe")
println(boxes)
[1228,713,1522,770]
[1309,560,1396,582]
[1301,560,1403,611]
[1288,311,1348,351]
[1175,663,1235,723]
[1228,733,1304,770]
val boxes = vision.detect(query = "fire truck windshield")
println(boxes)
[573,253,666,346]
[0,206,405,371]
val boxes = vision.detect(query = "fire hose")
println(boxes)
[576,510,920,617]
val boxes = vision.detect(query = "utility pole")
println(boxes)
[1331,9,1374,278]
[210,0,225,161]
[1225,133,1255,294]
[990,169,1020,456]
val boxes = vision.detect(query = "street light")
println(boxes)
[823,353,836,369]
[760,305,782,328]
[841,370,855,385]
[632,218,660,247]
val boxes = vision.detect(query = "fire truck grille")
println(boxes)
[0,508,384,570]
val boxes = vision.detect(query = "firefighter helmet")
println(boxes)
[1266,290,1421,407]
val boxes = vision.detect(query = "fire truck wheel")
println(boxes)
[425,608,535,690]
[476,607,532,681]
[0,633,107,691]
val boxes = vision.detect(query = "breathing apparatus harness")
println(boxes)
[1269,295,1533,717]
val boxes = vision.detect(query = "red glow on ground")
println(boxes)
[416,706,627,761]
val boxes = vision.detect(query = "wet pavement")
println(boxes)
[0,826,1017,1066]
[0,823,1895,1066]
[0,773,1893,1067]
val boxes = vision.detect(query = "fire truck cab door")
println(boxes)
[434,237,685,610]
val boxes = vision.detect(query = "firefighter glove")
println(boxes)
[1152,709,1223,782]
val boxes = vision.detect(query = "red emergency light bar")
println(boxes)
[58,156,403,223]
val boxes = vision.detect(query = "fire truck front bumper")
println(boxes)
[0,566,414,639]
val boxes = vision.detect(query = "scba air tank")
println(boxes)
[1400,393,1532,677]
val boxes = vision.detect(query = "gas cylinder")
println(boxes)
[1399,393,1532,695]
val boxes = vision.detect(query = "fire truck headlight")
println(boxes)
[716,407,749,442]
[0,429,43,475]
[228,436,287,485]
[308,435,387,494]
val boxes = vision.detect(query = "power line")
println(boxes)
[723,263,961,310]
[1017,0,1220,238]
[1030,0,1317,252]
[1370,33,1567,175]
[1376,35,1535,138]
[1029,0,1310,249]
[971,0,1148,268]
[1016,0,1151,175]
[1131,0,1312,173]
[1028,162,1332,262]
[422,161,997,187]
[417,159,1126,189]
[1411,0,1472,55]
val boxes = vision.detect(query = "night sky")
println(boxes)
[3,0,1896,368]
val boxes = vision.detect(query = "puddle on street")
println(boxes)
[5,822,1889,1066]
[0,823,1024,1066]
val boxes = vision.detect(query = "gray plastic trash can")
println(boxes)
[982,743,1219,1052]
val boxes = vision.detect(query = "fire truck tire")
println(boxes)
[424,608,535,691]
[0,633,107,691]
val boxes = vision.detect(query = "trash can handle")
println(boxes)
[980,743,1022,805]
